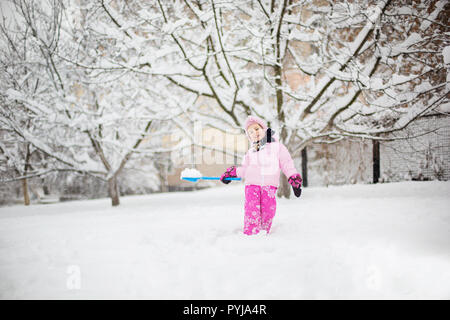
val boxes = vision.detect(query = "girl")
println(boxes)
[220,115,303,236]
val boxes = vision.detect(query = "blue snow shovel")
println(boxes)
[181,176,241,182]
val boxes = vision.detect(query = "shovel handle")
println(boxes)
[181,177,241,182]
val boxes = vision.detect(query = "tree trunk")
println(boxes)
[277,127,292,199]
[277,174,291,199]
[301,147,308,188]
[108,176,120,206]
[373,140,380,183]
[22,178,30,206]
[159,171,168,193]
[43,183,50,195]
[23,143,31,205]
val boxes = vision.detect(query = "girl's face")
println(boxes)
[247,123,264,143]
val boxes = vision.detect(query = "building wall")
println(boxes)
[165,128,249,189]
[306,139,373,187]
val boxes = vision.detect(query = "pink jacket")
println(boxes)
[236,141,299,187]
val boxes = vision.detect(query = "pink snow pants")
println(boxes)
[244,185,277,235]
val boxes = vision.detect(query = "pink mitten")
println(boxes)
[220,166,237,184]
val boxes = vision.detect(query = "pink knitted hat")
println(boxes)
[244,115,267,133]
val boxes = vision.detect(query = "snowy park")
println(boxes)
[0,180,449,299]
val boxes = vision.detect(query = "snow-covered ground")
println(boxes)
[0,181,449,299]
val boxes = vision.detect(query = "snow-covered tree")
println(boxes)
[0,1,66,204]
[0,0,189,206]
